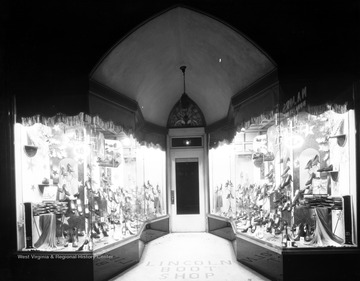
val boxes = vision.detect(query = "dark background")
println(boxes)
[1,0,359,280]
[2,0,360,104]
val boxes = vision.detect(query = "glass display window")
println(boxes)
[15,114,166,252]
[209,108,357,249]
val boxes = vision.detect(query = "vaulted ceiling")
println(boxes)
[90,6,276,127]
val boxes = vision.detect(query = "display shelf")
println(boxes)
[13,215,169,281]
[208,214,360,281]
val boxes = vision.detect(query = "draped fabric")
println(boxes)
[222,76,356,150]
[306,208,343,246]
[21,112,132,136]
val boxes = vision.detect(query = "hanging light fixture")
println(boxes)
[179,65,190,109]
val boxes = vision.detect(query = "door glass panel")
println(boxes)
[176,161,199,214]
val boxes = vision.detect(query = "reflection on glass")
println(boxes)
[209,109,357,249]
[15,117,166,252]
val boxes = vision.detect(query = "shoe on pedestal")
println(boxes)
[318,164,333,172]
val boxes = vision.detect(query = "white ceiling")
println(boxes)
[90,6,276,127]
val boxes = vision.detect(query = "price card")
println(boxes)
[42,185,58,202]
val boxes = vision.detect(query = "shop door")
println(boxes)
[170,149,206,232]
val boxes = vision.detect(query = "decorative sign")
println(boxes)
[282,86,307,115]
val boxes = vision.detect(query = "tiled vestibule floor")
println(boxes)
[111,233,269,281]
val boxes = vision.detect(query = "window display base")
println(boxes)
[208,214,360,281]
[12,216,169,281]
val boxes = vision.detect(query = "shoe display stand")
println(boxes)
[208,214,360,281]
[13,114,168,281]
[208,108,359,280]
[13,215,169,281]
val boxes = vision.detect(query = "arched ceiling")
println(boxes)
[90,6,276,128]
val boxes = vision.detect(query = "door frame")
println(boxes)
[167,127,208,232]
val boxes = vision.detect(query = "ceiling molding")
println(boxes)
[231,68,279,110]
[89,79,138,112]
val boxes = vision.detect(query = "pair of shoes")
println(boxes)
[318,164,333,172]
[305,155,320,169]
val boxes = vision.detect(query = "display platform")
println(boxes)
[12,216,169,281]
[208,214,360,281]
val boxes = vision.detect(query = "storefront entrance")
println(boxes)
[168,128,207,232]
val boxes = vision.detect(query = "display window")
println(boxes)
[15,114,166,252]
[209,107,357,249]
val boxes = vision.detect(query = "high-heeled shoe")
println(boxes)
[305,159,313,170]
[63,230,69,247]
[280,174,292,189]
[291,190,302,207]
[91,229,100,239]
[94,222,101,234]
[94,200,100,215]
[265,169,274,179]
[108,190,114,202]
[84,204,90,218]
[305,173,316,186]
[311,155,320,167]
[304,224,313,242]
[281,166,290,177]
[266,219,273,233]
[77,239,89,251]
[240,219,252,233]
[282,201,292,212]
[291,223,302,241]
[72,227,78,247]
[101,223,109,237]
[76,199,83,216]
[125,221,137,235]
[85,181,92,191]
[250,224,257,233]
[272,216,280,228]
[70,200,76,214]
[274,220,285,235]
